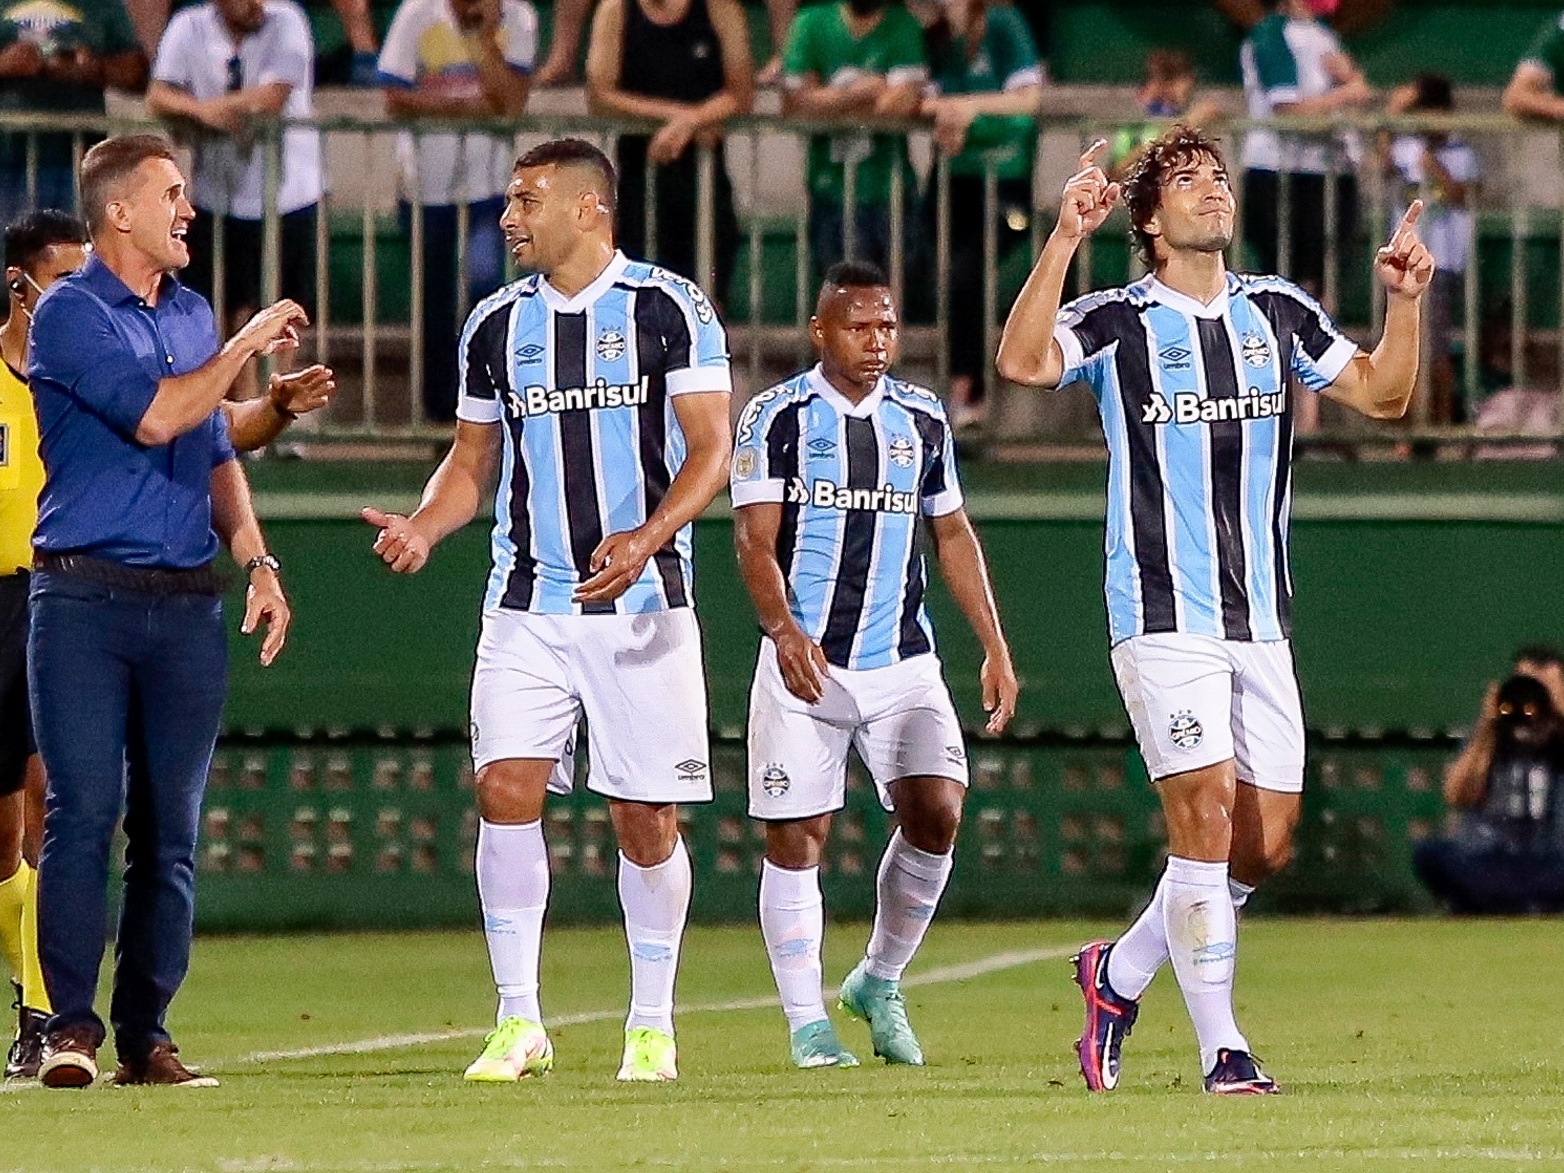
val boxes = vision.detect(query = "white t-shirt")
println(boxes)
[151,0,322,218]
[1239,14,1358,175]
[376,0,538,207]
[1389,135,1478,273]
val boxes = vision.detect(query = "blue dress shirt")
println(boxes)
[29,254,237,569]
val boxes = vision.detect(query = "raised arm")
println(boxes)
[1322,201,1433,420]
[734,501,829,703]
[363,420,502,573]
[927,507,1017,734]
[1443,683,1499,809]
[996,139,1118,388]
[222,364,336,451]
[1503,61,1564,121]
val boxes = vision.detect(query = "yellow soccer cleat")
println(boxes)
[615,1026,677,1082]
[463,1016,553,1082]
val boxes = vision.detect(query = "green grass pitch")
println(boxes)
[4,919,1564,1171]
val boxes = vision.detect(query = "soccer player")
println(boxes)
[733,261,1018,1069]
[0,208,331,1081]
[362,138,732,1084]
[997,128,1433,1094]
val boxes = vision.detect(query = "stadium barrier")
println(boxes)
[4,109,1564,450]
[192,734,1447,931]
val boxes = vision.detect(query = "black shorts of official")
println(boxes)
[183,204,318,321]
[0,571,33,797]
[1242,169,1359,292]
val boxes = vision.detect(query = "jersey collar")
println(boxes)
[806,363,885,417]
[537,249,631,313]
[1145,272,1238,319]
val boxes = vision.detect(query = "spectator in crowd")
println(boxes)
[147,0,322,343]
[538,0,790,87]
[1381,74,1475,425]
[123,0,379,83]
[377,0,533,422]
[918,0,1041,429]
[1239,0,1368,435]
[0,0,147,222]
[585,0,751,296]
[1415,647,1564,914]
[1108,50,1224,178]
[782,0,926,278]
[1503,8,1564,123]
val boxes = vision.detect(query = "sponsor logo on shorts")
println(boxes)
[675,758,708,783]
[761,763,790,797]
[732,445,760,481]
[596,330,627,361]
[1168,710,1203,751]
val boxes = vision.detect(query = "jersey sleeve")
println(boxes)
[257,3,314,90]
[455,299,512,424]
[210,407,237,467]
[729,389,797,507]
[1051,296,1120,390]
[150,10,196,88]
[780,7,817,89]
[1246,16,1300,105]
[919,412,963,518]
[501,0,538,72]
[1282,284,1359,391]
[376,1,425,88]
[656,277,732,395]
[1520,12,1564,90]
[992,6,1043,91]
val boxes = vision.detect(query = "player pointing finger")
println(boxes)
[1057,139,1121,241]
[1375,199,1436,299]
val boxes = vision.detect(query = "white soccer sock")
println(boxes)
[864,830,953,982]
[476,819,550,1025]
[759,860,828,1031]
[618,837,692,1037]
[1106,883,1168,1001]
[1161,855,1249,1074]
[1229,876,1256,911]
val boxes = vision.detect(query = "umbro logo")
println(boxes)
[675,758,708,782]
[515,343,545,363]
[1158,346,1192,371]
[807,437,836,457]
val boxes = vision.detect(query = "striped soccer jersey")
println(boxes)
[1053,272,1360,646]
[730,365,964,670]
[456,250,731,614]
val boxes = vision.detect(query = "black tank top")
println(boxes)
[620,0,725,104]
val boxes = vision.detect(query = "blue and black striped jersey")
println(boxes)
[731,365,964,670]
[457,251,731,614]
[1053,272,1359,645]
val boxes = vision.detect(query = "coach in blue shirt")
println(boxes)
[26,134,306,1090]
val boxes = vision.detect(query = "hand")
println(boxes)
[197,95,249,136]
[41,45,102,85]
[925,97,976,157]
[573,527,657,603]
[1479,680,1500,725]
[843,73,887,106]
[362,507,432,573]
[241,566,290,666]
[1374,199,1435,300]
[0,41,43,78]
[773,625,830,704]
[1055,140,1120,241]
[873,83,920,120]
[462,0,503,41]
[234,298,309,357]
[979,649,1018,735]
[649,116,697,165]
[268,364,336,418]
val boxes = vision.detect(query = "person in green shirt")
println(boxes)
[919,0,1042,428]
[1503,9,1564,121]
[0,0,147,221]
[781,0,925,276]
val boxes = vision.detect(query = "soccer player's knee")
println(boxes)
[765,819,829,869]
[474,762,548,823]
[897,787,963,855]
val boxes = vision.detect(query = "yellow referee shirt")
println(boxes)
[0,359,43,576]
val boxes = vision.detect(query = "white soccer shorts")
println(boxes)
[470,607,714,804]
[746,638,970,820]
[1110,632,1305,792]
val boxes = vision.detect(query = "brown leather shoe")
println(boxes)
[111,1041,219,1088]
[38,1026,99,1088]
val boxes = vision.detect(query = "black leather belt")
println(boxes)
[34,551,229,597]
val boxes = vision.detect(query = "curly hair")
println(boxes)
[1120,125,1227,265]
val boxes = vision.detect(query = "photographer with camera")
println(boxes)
[1414,645,1564,914]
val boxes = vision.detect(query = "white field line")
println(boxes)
[232,944,1077,1066]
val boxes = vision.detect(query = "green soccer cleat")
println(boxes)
[463,1016,553,1082]
[789,1019,860,1069]
[837,961,924,1066]
[616,1026,678,1082]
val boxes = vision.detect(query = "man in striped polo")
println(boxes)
[999,128,1433,1095]
[733,260,1018,1071]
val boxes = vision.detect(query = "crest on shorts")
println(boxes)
[761,764,790,797]
[888,435,915,468]
[1241,333,1271,368]
[1168,710,1203,751]
[596,330,627,361]
[733,445,760,481]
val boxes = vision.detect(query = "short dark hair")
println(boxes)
[1410,73,1454,112]
[1515,644,1564,669]
[79,133,177,236]
[4,208,88,271]
[1120,124,1227,264]
[514,138,618,215]
[820,260,889,293]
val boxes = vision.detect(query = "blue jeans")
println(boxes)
[28,570,228,1056]
[400,197,506,422]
